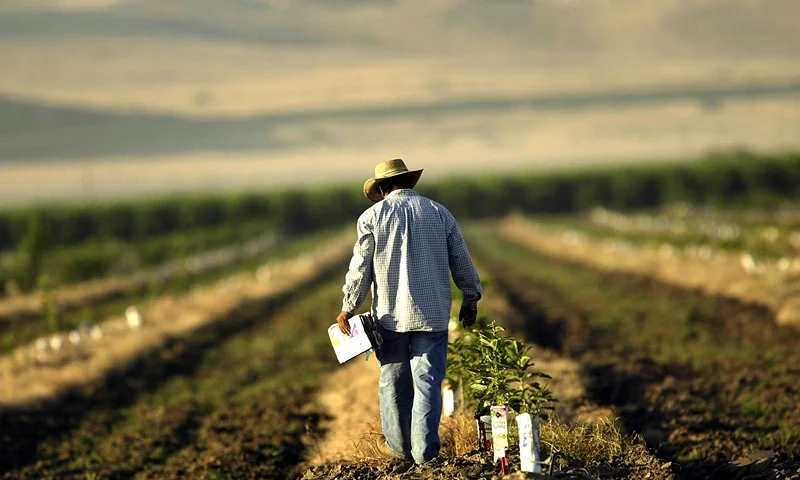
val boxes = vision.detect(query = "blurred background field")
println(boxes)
[1,0,799,204]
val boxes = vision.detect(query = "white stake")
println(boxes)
[442,381,455,417]
[89,325,103,341]
[778,257,791,273]
[126,306,142,329]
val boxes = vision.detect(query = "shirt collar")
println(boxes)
[385,188,418,199]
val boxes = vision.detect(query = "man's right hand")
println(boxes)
[459,304,478,328]
[337,311,354,335]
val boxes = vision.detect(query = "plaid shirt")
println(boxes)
[341,189,482,332]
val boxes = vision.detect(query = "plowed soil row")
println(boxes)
[498,217,800,326]
[1,229,344,357]
[301,280,672,480]
[467,224,800,480]
[0,264,347,479]
[0,233,283,328]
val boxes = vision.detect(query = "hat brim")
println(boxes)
[363,169,423,202]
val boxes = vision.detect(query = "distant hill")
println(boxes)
[2,0,799,117]
[2,81,800,163]
[0,0,799,204]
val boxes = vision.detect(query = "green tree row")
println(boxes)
[422,150,800,220]
[3,150,797,253]
[1,150,797,292]
[0,188,367,252]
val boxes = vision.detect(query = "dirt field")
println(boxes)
[497,217,800,327]
[1,220,799,479]
[465,225,800,479]
[0,267,350,479]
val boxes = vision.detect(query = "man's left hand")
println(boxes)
[459,304,478,328]
[337,311,354,335]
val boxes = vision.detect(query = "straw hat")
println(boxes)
[363,159,423,202]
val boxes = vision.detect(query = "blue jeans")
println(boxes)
[375,326,449,464]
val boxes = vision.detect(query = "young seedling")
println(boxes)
[447,319,556,417]
[447,318,557,470]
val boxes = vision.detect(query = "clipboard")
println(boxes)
[328,313,382,364]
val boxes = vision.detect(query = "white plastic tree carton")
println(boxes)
[517,413,542,473]
[490,405,509,462]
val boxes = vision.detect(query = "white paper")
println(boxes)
[328,316,373,363]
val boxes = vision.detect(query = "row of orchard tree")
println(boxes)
[0,150,798,291]
[426,150,800,220]
[0,189,367,252]
[3,150,798,253]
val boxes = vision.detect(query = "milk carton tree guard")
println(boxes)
[447,319,556,468]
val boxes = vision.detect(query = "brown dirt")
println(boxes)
[0,266,351,479]
[0,236,351,407]
[4,218,799,480]
[300,280,657,479]
[498,217,800,327]
[301,444,676,480]
[470,227,800,480]
[307,353,382,465]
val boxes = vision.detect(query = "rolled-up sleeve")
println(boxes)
[447,219,483,308]
[341,215,375,314]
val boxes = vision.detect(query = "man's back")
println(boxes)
[342,188,482,332]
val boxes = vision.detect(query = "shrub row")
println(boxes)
[0,189,367,252]
[1,150,797,254]
[421,150,800,220]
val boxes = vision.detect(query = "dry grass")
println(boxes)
[541,416,628,464]
[348,416,390,465]
[344,409,632,467]
[342,412,484,464]
[437,410,633,465]
[440,411,480,457]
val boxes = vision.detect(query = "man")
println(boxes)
[337,159,483,465]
